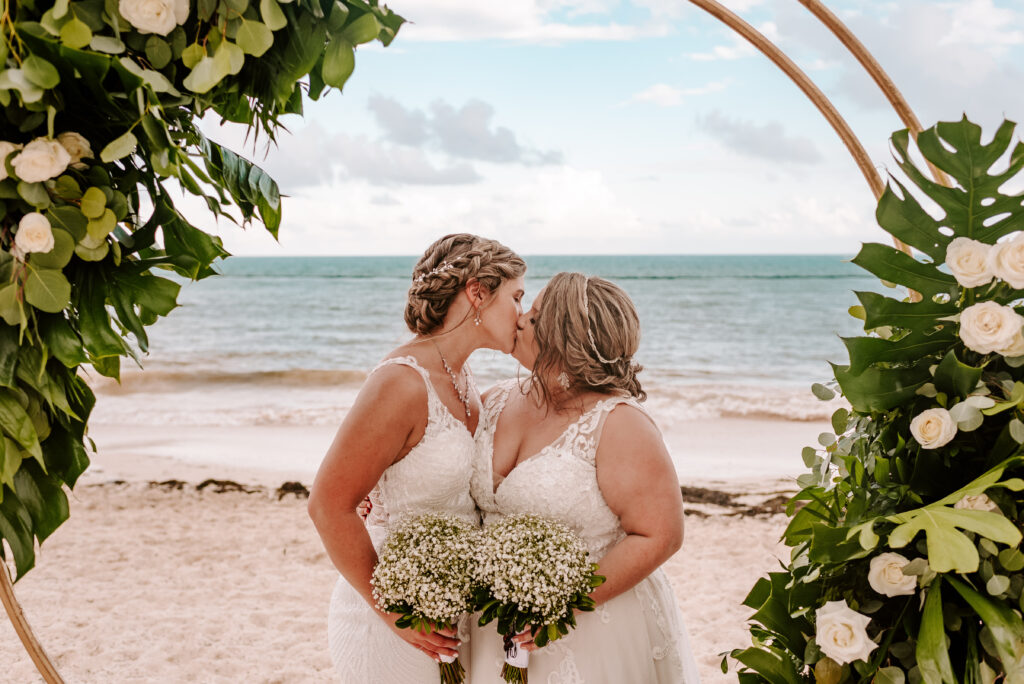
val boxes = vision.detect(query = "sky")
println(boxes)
[191,0,1024,256]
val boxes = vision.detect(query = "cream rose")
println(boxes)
[988,234,1024,289]
[946,237,993,288]
[0,141,22,181]
[954,493,1001,513]
[118,0,189,35]
[11,138,71,183]
[960,301,1024,355]
[15,213,55,254]
[867,552,917,597]
[910,407,957,449]
[815,600,876,665]
[57,132,93,169]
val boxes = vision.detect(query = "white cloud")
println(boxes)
[698,110,823,164]
[628,80,729,107]
[687,21,779,61]
[940,0,1024,47]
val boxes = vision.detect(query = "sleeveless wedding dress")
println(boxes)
[469,380,701,684]
[327,356,481,683]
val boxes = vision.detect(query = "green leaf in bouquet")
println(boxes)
[0,325,16,389]
[99,131,137,163]
[917,580,956,684]
[0,390,42,462]
[13,460,68,542]
[53,175,82,200]
[811,382,835,401]
[889,119,1024,247]
[74,240,109,262]
[24,268,71,313]
[0,284,25,327]
[343,12,381,44]
[59,17,92,50]
[888,506,1020,573]
[261,0,287,30]
[31,228,74,270]
[983,382,1024,416]
[86,208,117,241]
[183,52,230,93]
[948,576,1024,681]
[22,55,60,90]
[933,349,983,399]
[322,36,355,90]
[851,243,957,298]
[237,20,274,56]
[17,181,51,209]
[327,0,350,32]
[831,362,931,413]
[37,315,87,369]
[89,36,126,54]
[181,43,206,69]
[0,485,36,579]
[842,328,955,376]
[856,291,956,332]
[730,644,803,684]
[145,36,173,69]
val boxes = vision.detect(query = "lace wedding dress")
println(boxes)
[327,356,481,683]
[469,380,701,684]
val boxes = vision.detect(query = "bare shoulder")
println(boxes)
[603,402,662,440]
[353,360,427,417]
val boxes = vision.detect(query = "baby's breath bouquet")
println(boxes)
[472,514,606,684]
[371,514,479,684]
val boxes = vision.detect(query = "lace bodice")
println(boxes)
[471,379,637,561]
[364,356,480,550]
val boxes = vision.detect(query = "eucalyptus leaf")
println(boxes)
[236,20,274,56]
[24,268,71,313]
[260,0,287,30]
[99,131,138,163]
[31,228,74,270]
[59,18,92,50]
[22,55,60,90]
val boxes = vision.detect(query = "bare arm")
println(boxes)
[307,365,460,659]
[588,405,684,606]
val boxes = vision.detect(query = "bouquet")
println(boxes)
[472,514,606,684]
[371,514,479,684]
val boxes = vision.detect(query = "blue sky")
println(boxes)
[193,0,1024,256]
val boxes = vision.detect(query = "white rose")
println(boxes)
[118,0,189,35]
[0,141,22,181]
[988,234,1024,289]
[56,132,93,169]
[960,301,1024,354]
[867,552,917,597]
[954,493,1001,513]
[815,600,876,665]
[910,407,957,449]
[15,213,55,254]
[11,138,71,183]
[946,237,994,288]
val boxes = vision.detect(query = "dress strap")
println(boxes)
[482,378,520,424]
[369,356,444,421]
[579,395,649,465]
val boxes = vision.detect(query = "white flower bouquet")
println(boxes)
[472,514,605,684]
[371,514,479,684]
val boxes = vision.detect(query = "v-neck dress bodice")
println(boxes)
[469,379,701,684]
[327,356,480,683]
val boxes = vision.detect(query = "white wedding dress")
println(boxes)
[469,380,701,684]
[327,356,481,683]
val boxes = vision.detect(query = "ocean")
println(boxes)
[89,254,882,433]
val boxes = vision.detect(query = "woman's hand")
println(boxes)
[357,496,372,520]
[382,612,462,662]
[512,628,537,652]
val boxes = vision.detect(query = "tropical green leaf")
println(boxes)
[842,328,955,376]
[851,243,957,298]
[13,461,67,542]
[0,390,42,461]
[933,349,983,398]
[888,508,1021,573]
[948,577,1024,681]
[0,487,35,579]
[322,36,355,90]
[856,291,956,332]
[917,580,956,684]
[832,362,931,413]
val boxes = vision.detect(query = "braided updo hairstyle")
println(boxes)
[405,234,526,335]
[530,272,645,409]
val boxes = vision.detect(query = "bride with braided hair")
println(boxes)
[470,272,701,683]
[308,233,526,683]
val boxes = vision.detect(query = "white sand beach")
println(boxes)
[0,416,812,682]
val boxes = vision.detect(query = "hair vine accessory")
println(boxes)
[582,277,622,365]
[414,260,457,284]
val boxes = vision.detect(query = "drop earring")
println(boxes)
[474,308,482,326]
[557,372,571,390]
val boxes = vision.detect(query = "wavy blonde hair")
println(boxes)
[405,234,526,335]
[530,272,645,409]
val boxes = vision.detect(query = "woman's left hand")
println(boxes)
[512,629,537,652]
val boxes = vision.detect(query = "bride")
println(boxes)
[470,272,701,683]
[307,233,526,683]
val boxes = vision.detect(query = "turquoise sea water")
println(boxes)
[90,254,882,427]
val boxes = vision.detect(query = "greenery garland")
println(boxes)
[731,117,1024,683]
[0,0,404,580]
